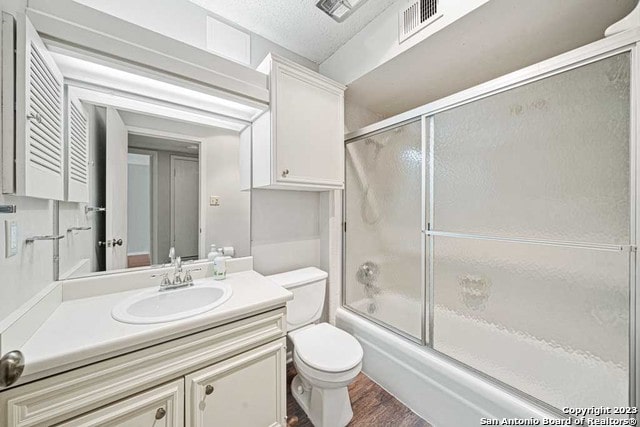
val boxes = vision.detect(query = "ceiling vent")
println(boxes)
[399,0,442,43]
[316,0,367,22]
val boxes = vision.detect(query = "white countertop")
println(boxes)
[19,270,292,384]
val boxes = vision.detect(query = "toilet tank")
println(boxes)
[267,267,328,331]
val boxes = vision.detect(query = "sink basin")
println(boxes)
[112,281,233,324]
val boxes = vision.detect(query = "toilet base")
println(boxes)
[291,374,353,427]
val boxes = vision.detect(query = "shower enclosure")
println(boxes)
[344,48,634,415]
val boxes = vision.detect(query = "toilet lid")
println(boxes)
[293,323,363,373]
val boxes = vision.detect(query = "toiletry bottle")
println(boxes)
[213,248,227,280]
[207,245,217,278]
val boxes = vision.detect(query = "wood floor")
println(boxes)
[286,363,431,427]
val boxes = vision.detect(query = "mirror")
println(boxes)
[57,101,252,280]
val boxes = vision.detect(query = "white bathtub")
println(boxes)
[339,296,628,426]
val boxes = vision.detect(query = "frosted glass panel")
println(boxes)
[345,121,424,340]
[432,236,629,409]
[433,53,630,244]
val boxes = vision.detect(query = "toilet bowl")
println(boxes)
[267,268,364,427]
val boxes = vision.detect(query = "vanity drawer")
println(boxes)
[0,308,285,427]
[55,380,184,427]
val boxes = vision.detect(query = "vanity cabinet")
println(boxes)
[0,308,287,427]
[186,340,286,426]
[252,53,345,191]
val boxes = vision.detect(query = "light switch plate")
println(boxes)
[210,196,220,207]
[5,220,18,258]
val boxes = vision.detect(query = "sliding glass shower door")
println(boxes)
[344,120,425,341]
[344,50,633,412]
[429,52,631,409]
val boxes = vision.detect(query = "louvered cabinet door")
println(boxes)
[66,89,89,202]
[15,14,65,200]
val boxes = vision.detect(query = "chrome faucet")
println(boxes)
[155,256,203,291]
[154,248,204,291]
[168,247,176,265]
[173,256,183,285]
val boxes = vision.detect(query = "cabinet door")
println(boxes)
[56,380,184,427]
[65,88,90,203]
[185,338,287,427]
[15,14,65,200]
[273,61,344,188]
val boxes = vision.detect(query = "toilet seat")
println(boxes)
[290,323,363,373]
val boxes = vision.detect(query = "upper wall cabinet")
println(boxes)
[3,13,65,200]
[65,89,90,203]
[252,54,345,191]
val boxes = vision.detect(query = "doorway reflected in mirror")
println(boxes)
[58,105,251,280]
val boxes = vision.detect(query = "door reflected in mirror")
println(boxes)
[58,105,251,280]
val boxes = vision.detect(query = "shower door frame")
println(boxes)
[342,117,427,346]
[343,28,640,414]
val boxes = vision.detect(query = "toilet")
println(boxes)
[267,267,363,427]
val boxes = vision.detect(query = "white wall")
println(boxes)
[319,0,489,84]
[72,0,318,71]
[58,201,93,279]
[249,189,339,322]
[345,99,385,133]
[202,130,251,258]
[0,196,55,321]
[251,190,322,276]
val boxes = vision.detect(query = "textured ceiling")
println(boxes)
[189,0,398,63]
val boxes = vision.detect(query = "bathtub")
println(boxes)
[339,295,627,426]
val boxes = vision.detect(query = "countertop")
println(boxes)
[18,270,292,385]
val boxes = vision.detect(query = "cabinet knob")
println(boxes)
[0,350,25,387]
[205,384,214,395]
[282,169,290,178]
[155,407,166,420]
[27,113,42,124]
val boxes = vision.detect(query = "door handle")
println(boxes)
[98,239,123,247]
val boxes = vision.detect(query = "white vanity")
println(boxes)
[0,260,292,427]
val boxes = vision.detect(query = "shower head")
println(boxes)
[365,137,384,158]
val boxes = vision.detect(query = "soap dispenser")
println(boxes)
[207,245,217,278]
[213,248,227,280]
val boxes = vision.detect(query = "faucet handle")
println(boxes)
[183,267,202,286]
[151,272,172,289]
[161,273,171,287]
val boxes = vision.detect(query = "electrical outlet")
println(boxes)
[5,220,18,258]
[210,196,220,207]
